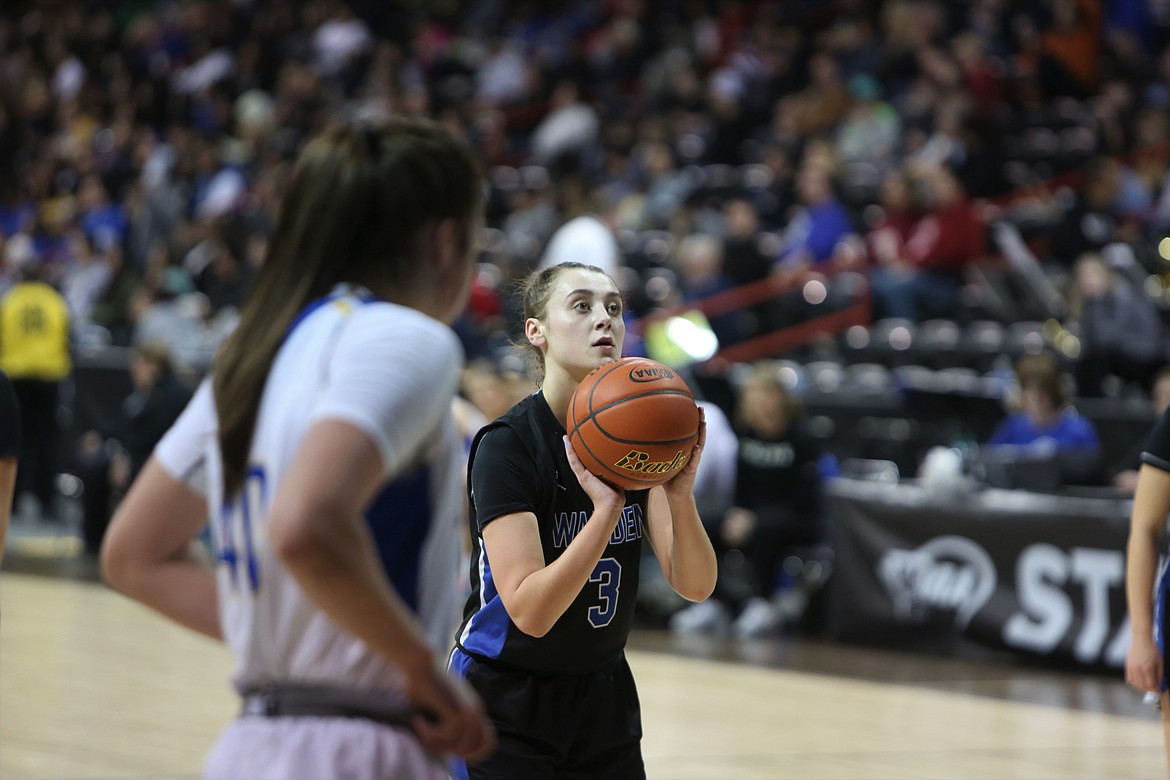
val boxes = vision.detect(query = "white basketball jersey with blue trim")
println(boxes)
[155,286,465,693]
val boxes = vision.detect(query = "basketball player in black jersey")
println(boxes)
[1125,402,1170,773]
[449,262,718,779]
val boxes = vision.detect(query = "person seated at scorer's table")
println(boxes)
[983,352,1101,486]
[671,364,826,639]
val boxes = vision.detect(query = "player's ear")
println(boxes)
[525,317,546,350]
[430,218,459,270]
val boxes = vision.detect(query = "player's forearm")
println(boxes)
[115,546,223,640]
[509,509,619,637]
[662,494,717,602]
[275,515,433,671]
[1127,466,1170,639]
[1127,525,1160,638]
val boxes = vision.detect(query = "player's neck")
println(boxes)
[539,368,577,428]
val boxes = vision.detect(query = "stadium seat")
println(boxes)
[844,362,893,394]
[916,318,963,369]
[867,318,919,367]
[960,320,1006,372]
[804,360,846,393]
[1005,320,1047,356]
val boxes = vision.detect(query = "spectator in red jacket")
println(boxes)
[865,171,919,269]
[870,165,984,321]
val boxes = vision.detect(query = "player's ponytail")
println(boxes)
[213,119,482,498]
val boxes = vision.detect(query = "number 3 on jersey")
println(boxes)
[218,465,266,593]
[587,557,622,628]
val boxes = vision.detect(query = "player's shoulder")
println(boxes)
[349,298,443,328]
[476,399,535,446]
[497,391,539,420]
[183,379,219,431]
[476,421,525,452]
[474,398,542,457]
[346,300,459,349]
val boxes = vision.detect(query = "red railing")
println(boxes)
[627,139,1170,368]
[631,261,872,366]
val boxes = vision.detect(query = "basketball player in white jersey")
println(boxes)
[101,118,495,779]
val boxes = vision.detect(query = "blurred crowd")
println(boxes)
[4,0,1170,631]
[2,0,1169,369]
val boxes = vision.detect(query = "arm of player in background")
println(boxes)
[0,457,16,561]
[102,380,220,639]
[1125,464,1170,695]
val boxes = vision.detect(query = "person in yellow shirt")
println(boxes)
[0,265,71,518]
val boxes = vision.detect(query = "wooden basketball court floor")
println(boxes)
[2,546,1165,779]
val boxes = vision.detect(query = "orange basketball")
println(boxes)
[567,357,701,491]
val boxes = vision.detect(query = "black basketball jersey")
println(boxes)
[454,391,648,673]
[1142,405,1170,474]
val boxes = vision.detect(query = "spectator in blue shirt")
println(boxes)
[986,352,1101,483]
[774,165,857,269]
[78,176,129,253]
[0,199,35,239]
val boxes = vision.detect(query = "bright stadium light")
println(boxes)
[643,310,720,367]
[665,314,719,361]
[802,279,828,305]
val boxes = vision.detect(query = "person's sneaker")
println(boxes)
[774,587,808,623]
[732,597,782,638]
[669,600,731,636]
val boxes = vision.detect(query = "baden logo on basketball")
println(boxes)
[568,357,699,490]
[628,366,674,383]
[614,450,689,474]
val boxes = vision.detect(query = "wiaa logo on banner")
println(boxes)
[877,535,996,630]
